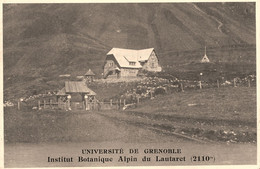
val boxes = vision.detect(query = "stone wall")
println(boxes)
[120,68,139,77]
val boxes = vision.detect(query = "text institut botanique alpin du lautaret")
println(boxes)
[47,148,185,164]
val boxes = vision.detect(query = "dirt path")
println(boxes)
[95,109,256,144]
[5,110,257,167]
[192,3,223,33]
[96,110,208,144]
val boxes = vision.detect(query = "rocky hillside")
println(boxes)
[3,3,256,100]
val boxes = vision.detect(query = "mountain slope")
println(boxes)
[3,3,256,100]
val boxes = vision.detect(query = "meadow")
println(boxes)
[127,86,256,143]
[4,85,256,144]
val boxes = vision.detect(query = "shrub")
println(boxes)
[154,87,166,96]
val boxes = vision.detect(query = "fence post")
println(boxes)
[181,83,184,92]
[199,81,202,89]
[58,101,61,109]
[43,100,46,109]
[123,99,126,106]
[38,100,41,109]
[18,100,20,110]
[233,78,236,87]
[248,79,251,87]
[67,95,71,110]
[119,99,122,109]
[50,99,52,109]
[110,99,113,107]
[94,97,97,110]
[84,95,89,111]
[217,80,220,88]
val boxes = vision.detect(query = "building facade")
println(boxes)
[103,48,162,78]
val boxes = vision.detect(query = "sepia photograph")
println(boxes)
[2,1,257,168]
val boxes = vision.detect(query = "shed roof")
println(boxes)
[85,69,95,76]
[65,81,96,95]
[107,48,154,68]
[56,81,96,96]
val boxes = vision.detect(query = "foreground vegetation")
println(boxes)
[126,86,256,143]
[4,86,256,144]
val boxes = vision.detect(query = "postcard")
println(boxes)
[1,1,258,169]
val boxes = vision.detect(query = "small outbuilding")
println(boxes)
[84,69,95,82]
[56,81,96,110]
[200,46,210,63]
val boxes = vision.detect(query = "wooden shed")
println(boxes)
[84,69,95,82]
[56,81,96,110]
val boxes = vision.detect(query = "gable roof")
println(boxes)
[107,48,154,68]
[65,81,96,95]
[85,69,95,76]
[57,81,96,95]
[137,48,155,61]
[201,46,210,63]
[201,54,210,63]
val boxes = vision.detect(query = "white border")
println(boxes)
[0,1,259,169]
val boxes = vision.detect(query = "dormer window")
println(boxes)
[129,62,136,66]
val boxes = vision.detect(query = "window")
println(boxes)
[129,62,136,66]
[109,62,114,67]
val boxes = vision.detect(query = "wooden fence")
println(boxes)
[15,77,255,111]
[98,98,140,110]
[180,77,255,91]
[21,98,139,111]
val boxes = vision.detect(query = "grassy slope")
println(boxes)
[4,109,176,143]
[3,3,256,100]
[101,86,256,142]
[164,62,256,82]
[4,86,256,143]
[135,87,256,122]
[4,110,124,143]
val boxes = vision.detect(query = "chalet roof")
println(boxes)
[137,48,155,61]
[85,69,95,76]
[57,81,96,95]
[107,48,154,68]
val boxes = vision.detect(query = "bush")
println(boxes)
[154,87,166,96]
